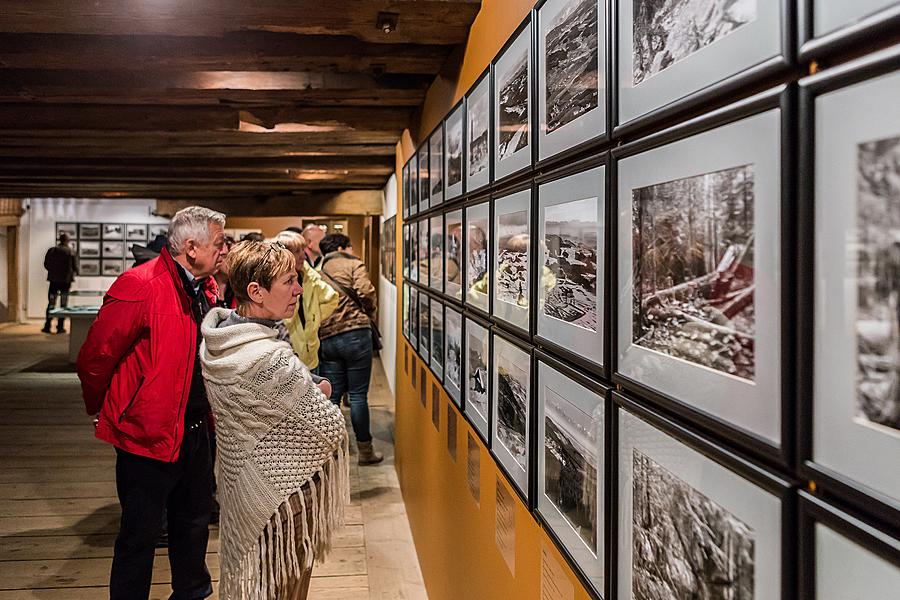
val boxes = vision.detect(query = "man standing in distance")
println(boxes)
[77,206,228,600]
[42,232,78,334]
[301,223,326,268]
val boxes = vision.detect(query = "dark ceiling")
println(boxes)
[0,1,480,203]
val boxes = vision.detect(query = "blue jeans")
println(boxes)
[318,328,374,443]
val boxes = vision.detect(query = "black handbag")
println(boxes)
[321,262,383,351]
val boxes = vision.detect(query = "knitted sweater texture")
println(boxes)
[200,307,350,599]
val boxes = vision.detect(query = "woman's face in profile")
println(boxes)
[260,270,302,320]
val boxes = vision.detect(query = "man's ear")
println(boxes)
[184,238,197,259]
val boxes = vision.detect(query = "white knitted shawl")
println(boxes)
[200,307,350,600]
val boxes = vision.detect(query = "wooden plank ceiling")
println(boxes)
[0,1,480,203]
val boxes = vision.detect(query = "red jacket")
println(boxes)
[77,247,218,462]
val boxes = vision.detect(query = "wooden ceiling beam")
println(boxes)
[157,191,384,217]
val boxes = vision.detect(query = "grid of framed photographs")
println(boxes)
[56,221,167,278]
[398,5,900,599]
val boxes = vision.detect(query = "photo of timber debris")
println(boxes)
[447,112,463,188]
[855,135,900,434]
[632,450,755,600]
[468,90,490,178]
[496,341,529,469]
[632,164,756,380]
[544,197,599,331]
[498,50,530,160]
[467,214,489,299]
[446,213,463,295]
[446,309,463,391]
[419,293,431,363]
[497,210,530,308]
[468,327,489,420]
[544,387,598,552]
[431,131,444,200]
[545,0,600,132]
[632,0,757,86]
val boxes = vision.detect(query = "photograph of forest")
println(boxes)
[446,310,462,390]
[632,0,757,86]
[544,387,598,552]
[497,342,529,469]
[855,134,900,434]
[447,115,463,187]
[468,330,489,420]
[544,197,599,331]
[632,450,755,600]
[498,50,530,160]
[497,210,530,308]
[469,91,489,177]
[632,163,756,380]
[545,0,600,132]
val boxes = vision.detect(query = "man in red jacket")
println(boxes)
[77,206,228,600]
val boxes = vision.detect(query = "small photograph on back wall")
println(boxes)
[102,223,124,240]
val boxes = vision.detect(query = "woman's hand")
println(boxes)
[317,378,332,399]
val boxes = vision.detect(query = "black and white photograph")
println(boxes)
[466,203,490,313]
[79,223,101,240]
[411,287,420,351]
[445,104,465,198]
[78,240,100,258]
[431,299,444,380]
[445,307,463,404]
[430,128,444,206]
[631,449,755,600]
[418,144,430,212]
[855,135,900,435]
[467,78,490,187]
[403,283,411,340]
[126,224,148,241]
[102,241,125,258]
[102,223,124,240]
[56,223,77,240]
[465,318,490,438]
[544,197,599,332]
[403,162,411,218]
[492,335,530,495]
[411,220,419,283]
[410,152,419,214]
[632,163,756,381]
[382,216,396,284]
[632,0,756,87]
[78,258,100,276]
[148,223,168,238]
[419,292,431,363]
[445,210,463,299]
[418,219,430,285]
[102,259,125,277]
[544,0,600,133]
[497,53,529,162]
[430,215,444,292]
[403,224,410,280]
[496,210,529,308]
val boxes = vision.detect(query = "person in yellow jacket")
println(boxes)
[273,231,339,371]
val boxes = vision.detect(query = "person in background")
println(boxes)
[213,234,237,309]
[200,240,349,600]
[317,233,383,465]
[76,206,228,600]
[301,224,326,268]
[42,232,78,334]
[274,230,340,374]
[240,231,264,243]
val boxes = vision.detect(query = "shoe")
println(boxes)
[56,329,66,334]
[41,323,52,333]
[357,441,384,466]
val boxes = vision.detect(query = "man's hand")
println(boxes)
[317,378,332,399]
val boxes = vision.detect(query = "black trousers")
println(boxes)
[44,281,71,330]
[110,420,213,600]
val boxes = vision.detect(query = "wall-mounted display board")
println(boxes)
[490,331,532,501]
[431,297,445,381]
[492,186,532,335]
[614,86,792,466]
[493,17,534,182]
[613,0,791,136]
[444,304,464,407]
[466,70,492,193]
[799,0,900,61]
[464,316,491,442]
[57,221,167,278]
[445,210,463,302]
[430,124,445,208]
[418,143,430,214]
[429,214,444,292]
[418,289,432,364]
[445,100,466,201]
[799,45,900,522]
[465,200,491,315]
[536,0,608,163]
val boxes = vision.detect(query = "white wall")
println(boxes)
[22,198,169,318]
[0,226,8,319]
[378,174,398,395]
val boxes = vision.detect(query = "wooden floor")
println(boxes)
[0,321,426,599]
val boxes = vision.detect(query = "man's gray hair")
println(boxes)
[166,206,226,256]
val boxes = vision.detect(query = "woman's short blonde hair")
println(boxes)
[226,240,296,307]
[272,230,307,255]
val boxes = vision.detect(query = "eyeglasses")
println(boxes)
[252,241,286,281]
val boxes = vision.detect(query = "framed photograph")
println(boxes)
[411,220,419,283]
[56,222,77,240]
[402,224,410,279]
[418,143,430,214]
[799,1,900,61]
[78,240,100,258]
[125,224,148,242]
[430,298,445,380]
[537,0,607,162]
[537,161,606,374]
[402,162,410,219]
[493,18,533,182]
[78,258,100,276]
[102,223,124,240]
[537,355,606,596]
[445,209,464,301]
[79,223,101,240]
[410,286,420,352]
[614,0,790,135]
[615,88,789,461]
[445,100,465,200]
[465,201,491,315]
[148,223,168,238]
[491,332,531,501]
[402,283,411,341]
[418,218,430,286]
[410,151,419,217]
[444,305,464,406]
[429,214,444,292]
[429,124,444,208]
[418,290,431,364]
[615,394,789,600]
[464,316,491,442]
[466,70,492,193]
[800,47,900,518]
[798,492,900,599]
[102,241,125,258]
[102,259,125,277]
[492,187,532,333]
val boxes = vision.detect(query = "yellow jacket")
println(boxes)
[284,262,339,369]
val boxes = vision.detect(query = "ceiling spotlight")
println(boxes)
[377,12,399,34]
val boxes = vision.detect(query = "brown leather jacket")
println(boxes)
[318,251,377,340]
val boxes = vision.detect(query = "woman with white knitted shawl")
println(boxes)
[200,240,350,600]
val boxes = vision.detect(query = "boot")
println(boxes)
[357,441,384,466]
[41,319,52,334]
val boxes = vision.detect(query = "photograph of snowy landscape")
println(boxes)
[497,210,530,307]
[544,197,599,331]
[545,0,600,132]
[855,135,900,434]
[498,49,530,160]
[446,310,462,391]
[632,164,756,381]
[632,0,757,86]
[468,91,489,177]
[632,450,755,600]
[496,341,529,470]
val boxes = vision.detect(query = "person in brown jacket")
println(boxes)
[317,233,384,465]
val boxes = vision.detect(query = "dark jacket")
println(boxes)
[318,251,376,340]
[76,247,219,462]
[44,244,77,284]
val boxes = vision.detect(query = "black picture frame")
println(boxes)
[402,223,410,280]
[418,142,430,214]
[418,217,430,290]
[430,297,445,381]
[443,207,465,306]
[463,313,492,446]
[402,161,411,220]
[491,178,534,340]
[410,152,420,218]
[798,1,900,62]
[429,122,445,208]
[429,213,444,293]
[410,220,419,283]
[465,67,493,194]
[79,223,101,240]
[445,98,467,201]
[492,14,535,185]
[611,85,797,471]
[418,288,432,364]
[402,281,411,342]
[410,286,420,353]
[444,303,465,407]
[463,196,492,320]
[102,223,124,241]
